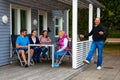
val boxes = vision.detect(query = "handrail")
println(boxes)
[77,40,91,44]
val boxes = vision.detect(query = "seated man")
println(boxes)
[16,29,34,67]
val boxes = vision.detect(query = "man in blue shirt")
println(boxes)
[16,29,33,67]
[80,18,107,70]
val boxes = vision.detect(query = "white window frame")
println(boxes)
[10,4,31,34]
[54,16,63,37]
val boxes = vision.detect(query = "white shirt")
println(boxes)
[32,37,36,44]
[58,38,68,52]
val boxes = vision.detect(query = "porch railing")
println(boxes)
[75,40,92,68]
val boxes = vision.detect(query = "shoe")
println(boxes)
[30,61,34,66]
[24,64,28,68]
[59,61,62,65]
[83,60,90,64]
[97,66,102,70]
[42,53,47,58]
[52,63,59,67]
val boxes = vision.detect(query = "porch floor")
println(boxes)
[0,59,81,80]
[70,54,120,80]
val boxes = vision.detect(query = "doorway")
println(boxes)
[38,10,47,35]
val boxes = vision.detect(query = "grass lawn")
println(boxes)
[103,42,120,56]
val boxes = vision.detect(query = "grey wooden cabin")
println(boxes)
[0,0,104,68]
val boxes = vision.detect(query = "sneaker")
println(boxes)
[24,64,28,68]
[59,61,62,65]
[97,66,102,70]
[42,53,47,58]
[52,63,59,67]
[83,60,90,64]
[30,62,34,66]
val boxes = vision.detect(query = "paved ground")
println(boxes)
[106,38,120,43]
[70,54,120,80]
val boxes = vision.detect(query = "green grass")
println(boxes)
[103,42,120,56]
[107,32,120,38]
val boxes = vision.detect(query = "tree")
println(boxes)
[98,0,120,31]
[69,0,120,38]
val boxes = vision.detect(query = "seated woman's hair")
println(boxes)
[41,30,48,38]
[31,29,37,34]
[59,30,65,35]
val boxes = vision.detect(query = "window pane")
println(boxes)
[55,27,59,35]
[21,10,27,29]
[39,15,44,35]
[54,17,62,36]
[12,9,17,35]
[55,18,59,25]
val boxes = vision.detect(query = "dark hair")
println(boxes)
[41,30,48,38]
[31,29,37,34]
[20,29,27,33]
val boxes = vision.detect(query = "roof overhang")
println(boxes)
[57,0,105,9]
[8,0,105,10]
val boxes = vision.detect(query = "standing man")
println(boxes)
[80,17,107,70]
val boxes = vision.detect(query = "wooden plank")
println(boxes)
[0,61,81,80]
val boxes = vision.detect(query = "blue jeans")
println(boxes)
[33,47,42,60]
[54,50,65,60]
[86,41,104,67]
[41,47,48,58]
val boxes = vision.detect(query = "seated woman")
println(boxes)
[29,29,42,63]
[53,30,70,67]
[39,30,52,58]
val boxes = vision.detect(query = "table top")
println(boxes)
[28,43,55,46]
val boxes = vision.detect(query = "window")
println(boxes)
[20,10,27,30]
[38,10,47,35]
[11,5,31,35]
[54,17,62,37]
[12,9,17,35]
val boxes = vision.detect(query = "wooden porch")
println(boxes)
[0,59,81,80]
[0,54,120,80]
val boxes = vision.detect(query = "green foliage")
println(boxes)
[98,0,120,32]
[69,9,89,38]
[104,42,120,50]
[107,32,120,38]
[69,0,120,38]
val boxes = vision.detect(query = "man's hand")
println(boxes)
[99,31,104,35]
[24,45,28,49]
[80,34,84,38]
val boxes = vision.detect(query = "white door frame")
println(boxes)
[38,10,48,32]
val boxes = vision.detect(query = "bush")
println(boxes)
[107,32,120,38]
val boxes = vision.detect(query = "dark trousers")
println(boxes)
[33,47,42,60]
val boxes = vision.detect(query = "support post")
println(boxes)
[97,8,101,18]
[66,9,70,37]
[72,0,78,69]
[89,4,93,41]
